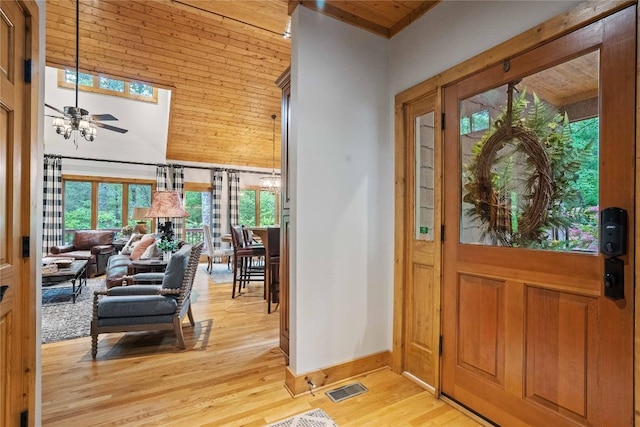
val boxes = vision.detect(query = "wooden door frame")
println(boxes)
[392,0,637,408]
[17,0,39,424]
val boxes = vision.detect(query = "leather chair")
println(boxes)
[49,230,116,278]
[230,225,265,298]
[91,242,203,358]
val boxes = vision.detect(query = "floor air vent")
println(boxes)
[325,382,368,403]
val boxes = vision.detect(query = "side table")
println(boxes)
[113,238,129,253]
[128,259,168,275]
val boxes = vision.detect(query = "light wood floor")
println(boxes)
[41,265,482,426]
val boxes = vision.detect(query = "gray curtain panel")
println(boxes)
[227,171,240,228]
[172,165,185,241]
[211,170,224,250]
[42,155,63,254]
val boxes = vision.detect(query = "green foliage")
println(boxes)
[184,191,204,229]
[130,82,153,96]
[98,76,124,92]
[157,238,178,253]
[259,191,276,226]
[239,190,256,226]
[64,181,153,236]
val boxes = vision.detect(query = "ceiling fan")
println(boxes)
[45,0,127,143]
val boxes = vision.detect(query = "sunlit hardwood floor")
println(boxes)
[41,264,482,426]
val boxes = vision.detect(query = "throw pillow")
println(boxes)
[162,245,191,289]
[130,234,156,261]
[140,242,159,260]
[121,233,143,255]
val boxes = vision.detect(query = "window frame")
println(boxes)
[62,175,156,238]
[240,185,280,227]
[57,69,159,103]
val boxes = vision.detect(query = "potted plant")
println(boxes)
[157,238,179,261]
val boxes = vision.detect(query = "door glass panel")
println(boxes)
[416,111,435,241]
[460,50,599,252]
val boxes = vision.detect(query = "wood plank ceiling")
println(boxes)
[45,0,439,168]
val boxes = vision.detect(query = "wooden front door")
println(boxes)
[442,7,635,427]
[0,0,31,425]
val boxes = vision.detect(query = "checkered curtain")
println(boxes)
[211,170,224,250]
[172,165,185,241]
[228,171,240,228]
[155,165,170,236]
[42,156,63,253]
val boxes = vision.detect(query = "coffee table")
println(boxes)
[42,260,88,303]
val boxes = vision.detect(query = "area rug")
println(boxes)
[266,409,338,427]
[41,277,106,344]
[202,263,234,284]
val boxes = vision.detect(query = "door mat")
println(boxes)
[266,408,338,427]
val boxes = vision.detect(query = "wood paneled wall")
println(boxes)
[46,0,290,168]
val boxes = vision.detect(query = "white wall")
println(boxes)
[44,66,172,165]
[290,1,583,376]
[291,7,392,374]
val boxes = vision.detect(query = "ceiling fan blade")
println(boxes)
[90,113,118,121]
[94,122,129,134]
[45,103,67,116]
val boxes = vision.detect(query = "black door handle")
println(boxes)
[0,285,8,303]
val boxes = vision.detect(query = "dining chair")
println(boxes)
[266,227,280,314]
[230,225,265,298]
[203,224,233,272]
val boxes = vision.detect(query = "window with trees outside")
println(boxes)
[58,69,158,103]
[183,189,211,247]
[239,188,279,227]
[63,177,153,243]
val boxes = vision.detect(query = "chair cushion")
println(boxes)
[162,245,192,289]
[98,295,177,318]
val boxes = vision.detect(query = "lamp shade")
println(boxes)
[144,191,190,219]
[131,206,149,221]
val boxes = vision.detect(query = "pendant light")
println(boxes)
[259,114,281,193]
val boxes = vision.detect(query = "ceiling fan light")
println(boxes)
[83,124,97,141]
[52,117,65,128]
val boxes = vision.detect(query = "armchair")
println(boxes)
[91,242,203,358]
[49,230,116,278]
